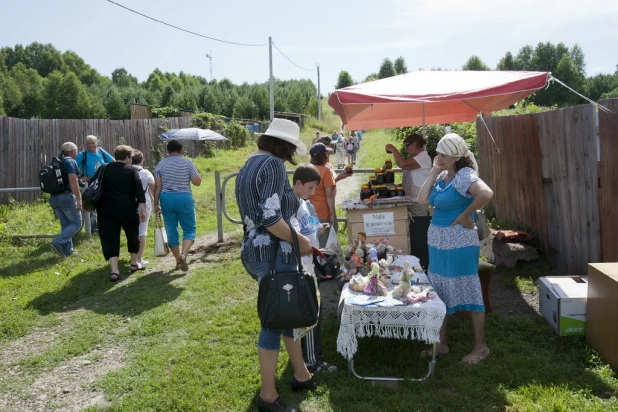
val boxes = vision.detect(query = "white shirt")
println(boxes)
[402,151,432,201]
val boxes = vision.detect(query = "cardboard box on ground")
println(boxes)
[538,276,588,336]
[586,263,618,370]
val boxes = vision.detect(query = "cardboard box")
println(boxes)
[538,276,588,336]
[586,263,618,369]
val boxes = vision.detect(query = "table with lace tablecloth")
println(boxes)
[336,255,447,381]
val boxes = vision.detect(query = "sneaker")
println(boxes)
[255,395,299,412]
[308,361,338,374]
[50,243,66,259]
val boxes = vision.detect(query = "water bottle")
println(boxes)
[306,200,320,231]
[305,200,320,248]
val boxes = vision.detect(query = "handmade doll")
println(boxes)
[391,262,413,299]
[378,255,394,284]
[364,262,388,296]
[349,273,368,292]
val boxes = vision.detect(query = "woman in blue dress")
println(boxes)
[417,133,494,366]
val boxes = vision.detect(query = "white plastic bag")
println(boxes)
[154,215,169,257]
[325,227,343,259]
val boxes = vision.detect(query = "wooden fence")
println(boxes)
[476,98,617,275]
[0,116,216,204]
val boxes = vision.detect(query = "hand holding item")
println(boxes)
[297,233,313,257]
[451,213,475,229]
[385,144,396,154]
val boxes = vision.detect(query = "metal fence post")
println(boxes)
[215,171,224,243]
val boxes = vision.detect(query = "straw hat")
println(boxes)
[257,119,307,155]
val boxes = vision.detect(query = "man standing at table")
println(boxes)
[385,133,432,216]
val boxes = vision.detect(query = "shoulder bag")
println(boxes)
[82,164,107,210]
[257,224,318,330]
[154,214,170,257]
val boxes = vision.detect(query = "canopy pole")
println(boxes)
[421,103,426,139]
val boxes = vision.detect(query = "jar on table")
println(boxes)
[369,176,378,187]
[373,184,387,198]
[360,184,372,200]
[384,159,393,171]
[384,169,395,184]
[376,172,385,184]
[397,185,405,197]
[389,185,398,198]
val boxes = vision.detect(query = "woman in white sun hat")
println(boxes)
[417,133,493,366]
[235,118,315,412]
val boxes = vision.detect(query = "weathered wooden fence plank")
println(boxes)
[598,99,618,262]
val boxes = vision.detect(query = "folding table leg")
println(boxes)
[346,342,437,382]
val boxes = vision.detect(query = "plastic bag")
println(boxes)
[154,215,169,257]
[325,227,343,264]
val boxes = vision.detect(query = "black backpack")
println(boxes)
[313,248,342,280]
[39,155,67,194]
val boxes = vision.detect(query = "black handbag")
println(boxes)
[257,225,318,330]
[82,164,107,210]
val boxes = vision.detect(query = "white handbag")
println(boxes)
[154,215,169,257]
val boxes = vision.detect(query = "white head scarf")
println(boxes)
[436,133,478,172]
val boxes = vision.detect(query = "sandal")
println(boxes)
[178,253,189,271]
[110,272,120,282]
[420,346,449,357]
[130,263,146,273]
[460,349,491,366]
[310,361,338,373]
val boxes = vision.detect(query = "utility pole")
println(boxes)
[269,37,274,121]
[205,51,213,81]
[317,63,321,121]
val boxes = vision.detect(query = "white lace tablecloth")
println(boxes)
[337,255,447,360]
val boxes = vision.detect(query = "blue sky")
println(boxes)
[2,0,616,91]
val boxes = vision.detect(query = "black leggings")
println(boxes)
[97,211,140,260]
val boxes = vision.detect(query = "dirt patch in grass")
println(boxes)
[1,345,125,412]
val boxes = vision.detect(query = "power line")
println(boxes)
[272,42,314,72]
[106,0,268,47]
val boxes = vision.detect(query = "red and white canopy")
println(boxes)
[328,71,550,129]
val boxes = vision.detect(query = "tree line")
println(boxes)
[0,42,317,120]
[334,42,618,108]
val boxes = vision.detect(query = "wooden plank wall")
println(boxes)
[477,102,603,275]
[598,99,618,262]
[476,113,549,254]
[0,116,192,204]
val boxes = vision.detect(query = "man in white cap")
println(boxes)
[49,142,83,258]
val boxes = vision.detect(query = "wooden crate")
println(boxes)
[346,205,410,253]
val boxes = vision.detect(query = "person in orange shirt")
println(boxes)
[307,143,352,248]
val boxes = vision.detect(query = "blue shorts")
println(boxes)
[243,255,296,351]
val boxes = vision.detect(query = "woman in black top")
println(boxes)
[94,145,146,281]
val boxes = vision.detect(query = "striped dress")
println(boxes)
[427,167,484,314]
[235,153,300,265]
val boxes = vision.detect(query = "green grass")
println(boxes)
[0,130,617,411]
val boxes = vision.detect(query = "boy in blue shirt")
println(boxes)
[292,164,338,374]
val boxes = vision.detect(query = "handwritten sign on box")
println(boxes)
[363,212,395,236]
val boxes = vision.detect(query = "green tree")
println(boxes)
[161,84,175,107]
[199,86,221,115]
[111,68,138,88]
[514,45,534,70]
[104,86,128,120]
[496,52,516,70]
[232,95,258,119]
[378,58,396,79]
[306,96,318,117]
[462,55,490,71]
[9,63,45,118]
[362,73,378,83]
[394,56,408,75]
[57,72,91,118]
[335,71,354,89]
[0,75,23,117]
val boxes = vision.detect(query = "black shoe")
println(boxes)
[291,374,317,392]
[255,395,299,412]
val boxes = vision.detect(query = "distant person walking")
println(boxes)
[49,142,83,258]
[75,135,114,234]
[153,139,202,272]
[132,150,155,267]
